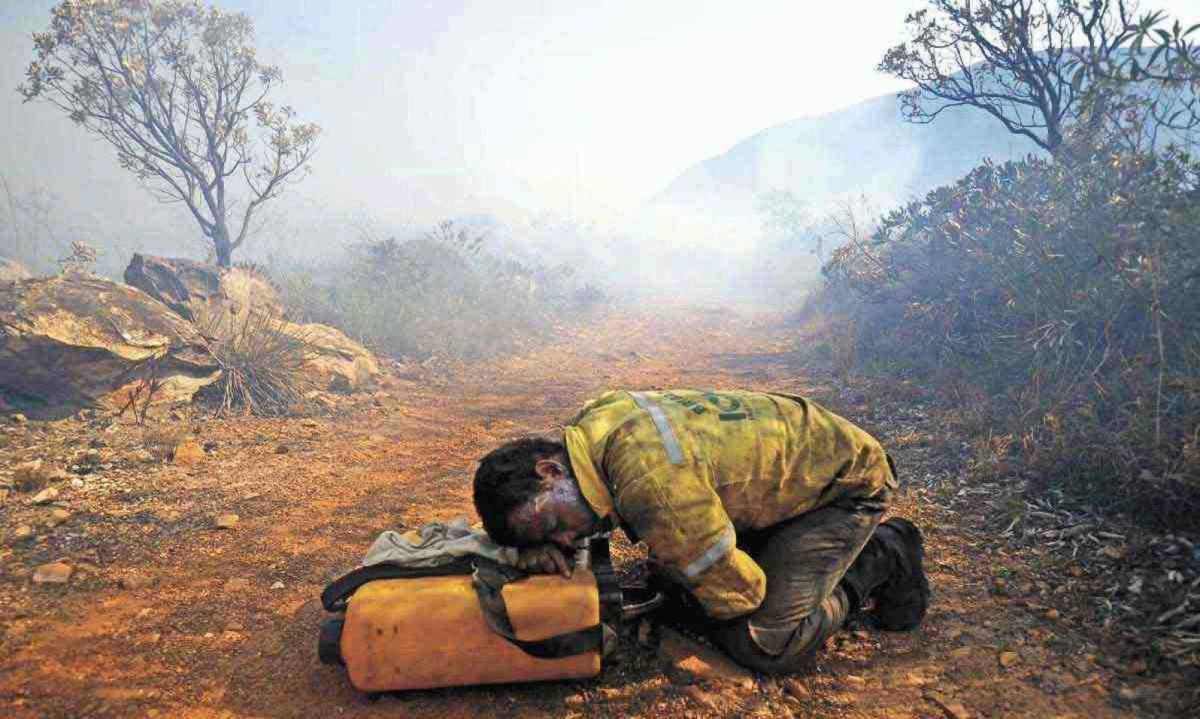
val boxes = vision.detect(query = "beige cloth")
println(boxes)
[362,517,519,568]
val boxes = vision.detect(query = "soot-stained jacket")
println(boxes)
[563,389,895,620]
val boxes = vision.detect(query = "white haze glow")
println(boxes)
[1,0,1196,292]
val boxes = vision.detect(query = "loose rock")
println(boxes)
[119,574,152,590]
[172,440,206,466]
[214,513,240,529]
[783,678,811,700]
[45,508,71,527]
[11,524,35,541]
[30,486,59,505]
[926,691,971,719]
[657,628,756,689]
[224,577,251,592]
[682,685,720,711]
[32,562,73,585]
[14,459,50,492]
[999,651,1020,668]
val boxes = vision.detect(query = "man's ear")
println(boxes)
[533,458,566,485]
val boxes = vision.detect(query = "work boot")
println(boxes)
[841,517,930,631]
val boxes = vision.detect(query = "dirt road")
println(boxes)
[0,307,1177,717]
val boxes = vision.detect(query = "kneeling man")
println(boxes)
[472,389,929,673]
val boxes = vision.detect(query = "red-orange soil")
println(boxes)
[0,307,1185,717]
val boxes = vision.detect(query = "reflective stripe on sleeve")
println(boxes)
[683,523,735,579]
[629,392,685,465]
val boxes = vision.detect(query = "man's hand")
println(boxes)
[516,544,572,578]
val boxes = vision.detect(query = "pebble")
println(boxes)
[224,577,251,592]
[14,459,49,491]
[30,486,59,505]
[32,562,73,585]
[271,581,285,590]
[71,478,85,489]
[1044,608,1060,621]
[214,513,240,529]
[783,678,811,699]
[999,651,1020,668]
[657,628,756,689]
[926,691,971,719]
[119,574,152,590]
[12,524,35,541]
[682,685,719,711]
[172,440,206,466]
[11,413,27,424]
[45,508,72,527]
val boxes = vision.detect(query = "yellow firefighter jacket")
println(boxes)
[563,389,896,620]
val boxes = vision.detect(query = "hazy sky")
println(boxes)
[1,0,937,221]
[2,0,1197,226]
[234,0,931,215]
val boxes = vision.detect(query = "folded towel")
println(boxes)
[362,517,519,568]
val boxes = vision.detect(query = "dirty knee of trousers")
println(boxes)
[710,620,818,674]
[710,587,852,674]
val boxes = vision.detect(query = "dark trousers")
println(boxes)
[706,492,888,673]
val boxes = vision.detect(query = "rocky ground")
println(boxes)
[1,306,1196,718]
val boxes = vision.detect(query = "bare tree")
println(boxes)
[20,0,319,267]
[879,0,1139,156]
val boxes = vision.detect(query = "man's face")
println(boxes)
[507,464,600,549]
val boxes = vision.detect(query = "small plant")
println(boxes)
[141,424,188,462]
[115,355,165,425]
[57,240,98,275]
[197,308,313,416]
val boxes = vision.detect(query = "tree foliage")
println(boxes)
[879,1,1178,157]
[1072,10,1200,153]
[20,0,319,267]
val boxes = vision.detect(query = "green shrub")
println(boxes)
[821,149,1200,527]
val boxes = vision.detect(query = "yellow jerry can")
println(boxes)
[319,536,662,692]
[338,568,602,691]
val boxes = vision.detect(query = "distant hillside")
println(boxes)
[654,92,1039,222]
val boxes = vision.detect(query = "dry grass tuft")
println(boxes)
[196,308,313,416]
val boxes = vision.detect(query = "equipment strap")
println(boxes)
[470,563,603,660]
[320,559,474,612]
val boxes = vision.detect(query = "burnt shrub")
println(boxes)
[820,149,1200,528]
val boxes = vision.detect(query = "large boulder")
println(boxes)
[0,275,220,418]
[123,254,380,394]
[124,254,283,321]
[284,321,381,393]
[1,258,32,283]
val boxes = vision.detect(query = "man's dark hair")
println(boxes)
[473,436,566,547]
